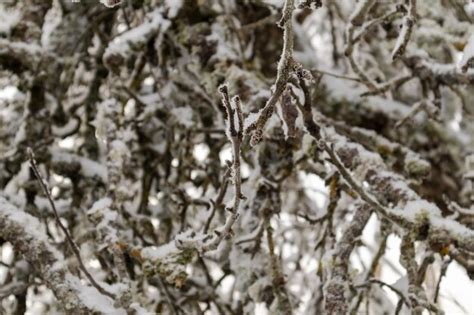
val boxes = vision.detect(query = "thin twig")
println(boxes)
[202,85,244,252]
[310,69,362,82]
[27,148,116,299]
[156,275,179,315]
[434,258,452,303]
[356,278,409,308]
[295,72,407,227]
[203,168,231,234]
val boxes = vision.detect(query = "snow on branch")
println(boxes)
[103,10,171,71]
[296,68,474,279]
[328,133,474,269]
[1,1,473,313]
[405,55,474,85]
[0,196,124,314]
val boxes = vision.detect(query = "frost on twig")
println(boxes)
[90,99,138,307]
[326,118,431,178]
[294,67,473,280]
[327,134,474,270]
[247,0,296,146]
[201,84,244,252]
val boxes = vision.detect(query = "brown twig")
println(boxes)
[246,0,296,146]
[202,85,244,252]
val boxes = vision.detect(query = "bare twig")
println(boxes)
[310,68,362,82]
[360,75,413,97]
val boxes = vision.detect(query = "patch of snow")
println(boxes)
[141,242,177,261]
[193,143,210,162]
[104,10,170,61]
[0,86,20,101]
[88,198,112,214]
[50,149,108,182]
[66,274,126,315]
[0,196,48,242]
[165,0,183,18]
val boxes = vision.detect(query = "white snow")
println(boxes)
[0,86,20,101]
[193,143,210,162]
[104,10,170,61]
[0,196,48,242]
[165,0,183,18]
[88,197,112,214]
[52,118,79,137]
[87,198,119,242]
[66,274,126,315]
[401,200,436,218]
[141,242,177,261]
[465,2,474,16]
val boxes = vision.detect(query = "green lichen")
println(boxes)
[405,158,431,177]
[144,247,197,288]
